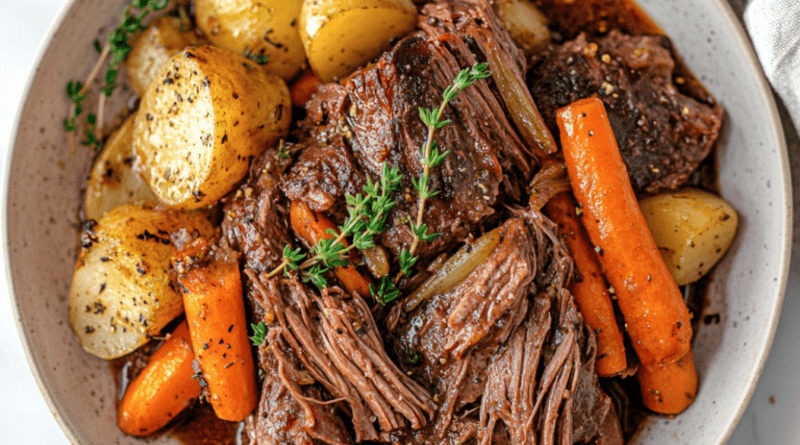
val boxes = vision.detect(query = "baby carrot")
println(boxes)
[545,192,627,376]
[638,349,698,414]
[557,96,692,366]
[290,69,322,107]
[175,241,258,422]
[290,200,372,297]
[117,321,200,436]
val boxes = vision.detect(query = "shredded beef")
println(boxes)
[248,274,435,443]
[390,210,622,445]
[529,30,723,193]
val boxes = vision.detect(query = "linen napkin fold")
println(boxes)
[745,0,800,129]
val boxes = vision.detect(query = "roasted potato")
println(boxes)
[84,113,157,221]
[299,0,417,82]
[195,0,306,81]
[639,188,738,286]
[68,203,214,359]
[125,16,202,97]
[492,0,550,55]
[133,46,291,209]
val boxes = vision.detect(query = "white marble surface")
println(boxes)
[0,0,797,444]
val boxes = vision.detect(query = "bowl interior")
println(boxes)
[4,0,790,444]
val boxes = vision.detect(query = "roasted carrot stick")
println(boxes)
[637,349,698,414]
[175,240,258,422]
[118,321,200,436]
[557,96,692,366]
[545,192,627,376]
[290,200,372,297]
[290,70,322,107]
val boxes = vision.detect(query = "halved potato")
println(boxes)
[68,203,214,359]
[492,0,550,56]
[84,112,157,221]
[133,46,291,209]
[299,0,417,82]
[125,16,201,97]
[639,188,738,286]
[195,0,306,81]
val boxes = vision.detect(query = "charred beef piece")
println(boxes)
[282,0,537,259]
[529,30,723,193]
[248,274,435,443]
[392,210,623,445]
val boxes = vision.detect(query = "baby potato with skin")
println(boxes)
[640,188,738,285]
[68,203,215,360]
[300,0,418,82]
[125,16,202,97]
[84,112,158,221]
[195,0,306,81]
[133,46,291,209]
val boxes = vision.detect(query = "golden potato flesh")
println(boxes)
[68,204,214,359]
[639,188,738,286]
[84,112,157,221]
[299,0,417,82]
[125,16,201,97]
[195,0,306,81]
[492,0,550,56]
[133,46,291,209]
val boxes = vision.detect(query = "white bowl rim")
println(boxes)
[2,0,791,444]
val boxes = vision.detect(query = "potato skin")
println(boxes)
[639,188,738,285]
[84,112,157,221]
[299,0,417,82]
[126,16,201,97]
[195,0,306,81]
[133,46,291,209]
[68,204,214,360]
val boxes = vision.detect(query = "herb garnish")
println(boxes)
[261,63,491,309]
[63,0,170,152]
[264,163,403,288]
[249,322,266,346]
[243,48,269,65]
[376,62,492,305]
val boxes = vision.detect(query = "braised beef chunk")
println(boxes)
[529,30,723,193]
[391,211,622,445]
[222,146,294,274]
[283,0,538,259]
[282,136,366,212]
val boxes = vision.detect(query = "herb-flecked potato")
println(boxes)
[125,16,202,97]
[195,0,306,81]
[299,0,417,82]
[639,188,738,286]
[68,203,214,359]
[84,112,157,221]
[133,46,291,209]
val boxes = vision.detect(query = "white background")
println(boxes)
[0,0,798,443]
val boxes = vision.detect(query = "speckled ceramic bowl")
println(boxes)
[4,0,791,443]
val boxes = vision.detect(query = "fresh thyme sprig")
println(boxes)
[63,0,170,153]
[103,0,170,97]
[63,81,87,134]
[408,62,491,256]
[264,163,402,287]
